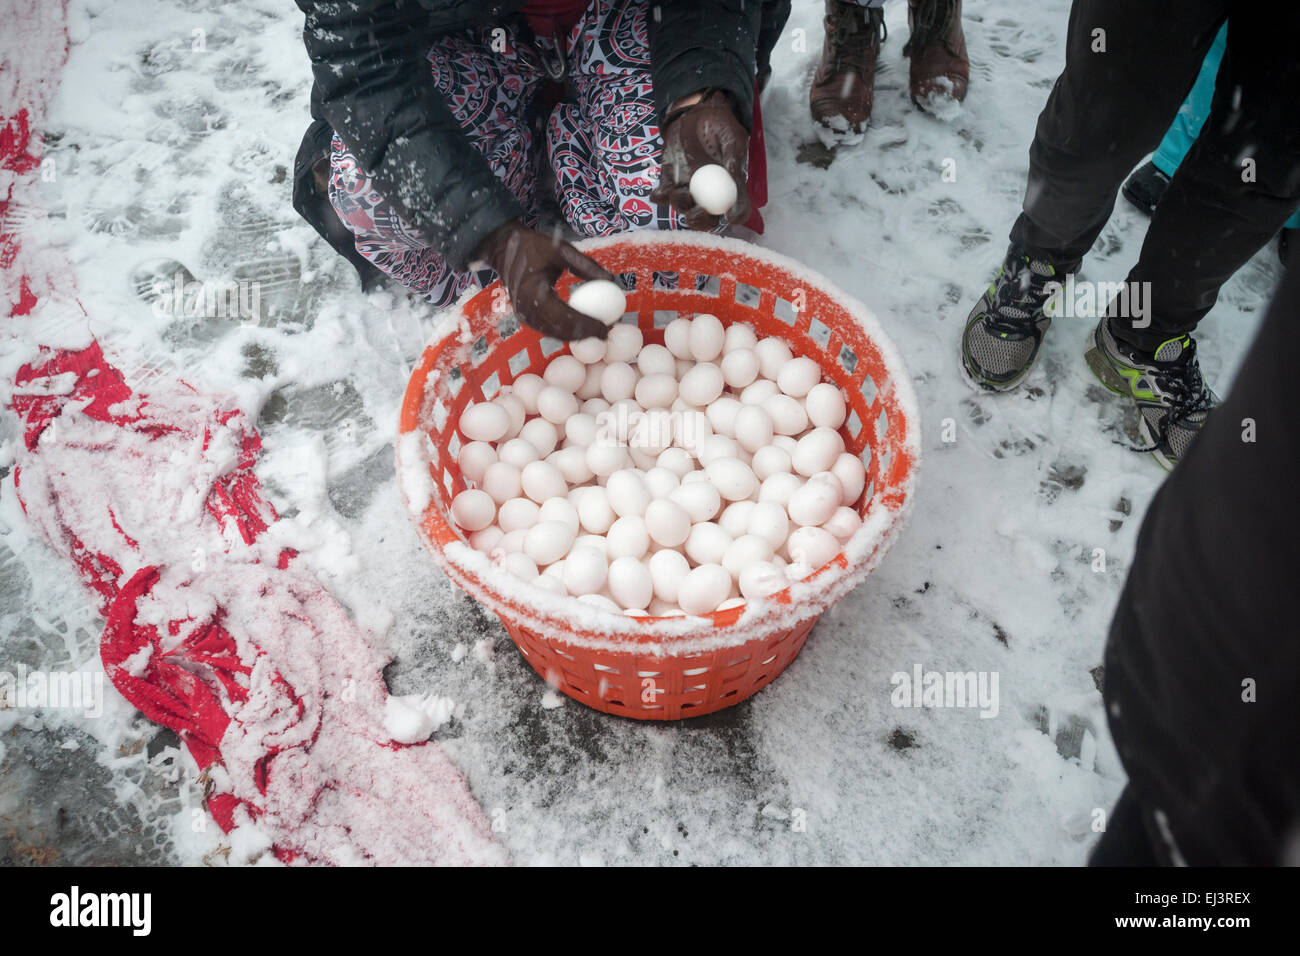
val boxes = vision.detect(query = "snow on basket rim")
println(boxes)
[396,232,922,656]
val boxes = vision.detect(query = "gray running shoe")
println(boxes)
[1084,317,1219,470]
[961,245,1079,391]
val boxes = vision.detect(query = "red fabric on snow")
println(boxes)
[4,0,505,865]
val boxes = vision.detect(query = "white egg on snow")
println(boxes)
[689,164,738,216]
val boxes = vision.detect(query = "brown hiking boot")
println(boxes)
[905,0,969,110]
[809,1,887,141]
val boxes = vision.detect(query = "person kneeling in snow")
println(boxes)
[291,0,790,340]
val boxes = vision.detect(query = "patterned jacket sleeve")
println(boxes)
[295,0,523,271]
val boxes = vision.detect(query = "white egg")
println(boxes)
[552,447,592,485]
[521,460,567,504]
[537,386,579,424]
[746,501,790,550]
[788,472,844,527]
[751,444,792,481]
[718,500,756,538]
[458,441,498,483]
[724,322,758,353]
[733,404,774,454]
[755,338,793,381]
[544,354,586,392]
[577,361,606,400]
[607,556,653,610]
[717,597,746,611]
[501,552,539,581]
[706,457,758,501]
[739,560,787,600]
[450,488,495,531]
[497,437,539,469]
[567,279,627,325]
[636,344,676,378]
[777,356,822,398]
[644,498,691,548]
[634,372,677,410]
[574,533,609,555]
[792,426,844,476]
[696,434,738,467]
[643,466,681,500]
[688,313,726,362]
[607,469,652,517]
[500,529,529,553]
[678,362,724,406]
[581,397,610,416]
[495,392,526,438]
[832,452,867,506]
[685,522,733,566]
[772,434,798,454]
[600,362,638,403]
[498,496,541,533]
[510,374,546,415]
[606,515,650,559]
[538,496,580,536]
[705,396,742,437]
[786,526,840,574]
[648,549,691,604]
[586,439,631,478]
[570,336,606,365]
[564,413,599,447]
[605,323,643,363]
[671,480,721,523]
[656,447,694,478]
[673,409,712,453]
[758,472,802,508]
[688,164,738,216]
[721,348,759,389]
[764,394,809,436]
[562,545,608,596]
[677,563,732,615]
[459,401,510,442]
[519,418,559,457]
[723,534,774,578]
[576,485,616,533]
[740,378,780,406]
[663,317,694,359]
[805,382,847,429]
[823,505,862,540]
[524,520,576,566]
[481,461,523,504]
[469,525,504,553]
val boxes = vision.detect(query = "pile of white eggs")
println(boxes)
[447,280,867,620]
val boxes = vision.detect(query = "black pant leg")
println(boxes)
[1101,267,1300,865]
[1118,10,1300,350]
[1009,0,1225,264]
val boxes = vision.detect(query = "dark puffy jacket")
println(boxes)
[294,0,790,271]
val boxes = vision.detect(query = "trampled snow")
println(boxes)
[0,0,1276,864]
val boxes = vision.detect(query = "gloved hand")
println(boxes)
[476,220,615,341]
[650,89,751,230]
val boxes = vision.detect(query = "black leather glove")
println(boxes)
[476,221,616,340]
[650,89,751,230]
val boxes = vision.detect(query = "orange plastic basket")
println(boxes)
[397,233,919,720]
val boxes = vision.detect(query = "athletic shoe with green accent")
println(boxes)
[1084,317,1219,470]
[960,245,1080,391]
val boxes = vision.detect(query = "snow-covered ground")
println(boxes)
[0,0,1278,864]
